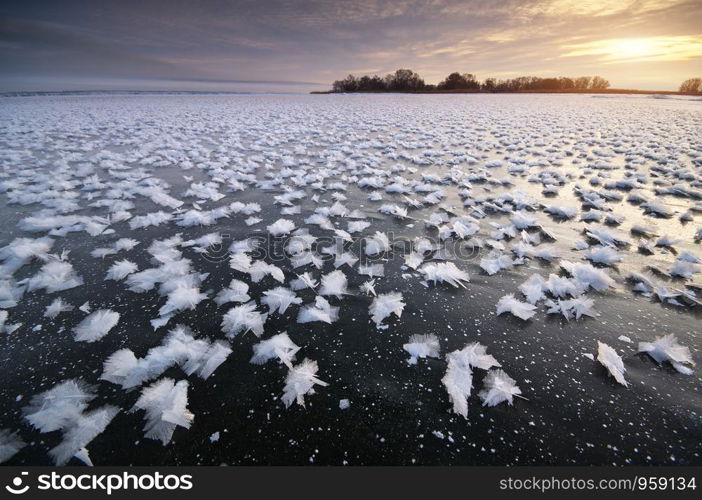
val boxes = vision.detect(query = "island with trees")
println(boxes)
[316,69,702,95]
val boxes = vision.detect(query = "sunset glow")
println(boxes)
[563,36,702,63]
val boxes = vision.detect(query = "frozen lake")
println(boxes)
[0,93,700,465]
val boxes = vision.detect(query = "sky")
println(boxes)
[1,0,701,92]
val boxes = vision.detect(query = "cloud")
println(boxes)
[1,0,701,91]
[417,43,476,58]
[0,17,177,78]
[518,0,679,18]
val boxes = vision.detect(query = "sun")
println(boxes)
[563,35,702,63]
[607,38,656,59]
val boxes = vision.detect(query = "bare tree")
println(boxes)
[590,76,610,90]
[679,78,702,93]
[574,76,592,89]
[437,72,480,90]
[332,75,359,92]
[559,77,575,90]
[385,69,425,91]
[481,78,496,91]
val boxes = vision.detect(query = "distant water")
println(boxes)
[0,90,307,98]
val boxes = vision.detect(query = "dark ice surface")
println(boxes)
[0,94,700,465]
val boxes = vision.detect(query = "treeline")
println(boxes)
[680,78,701,93]
[331,69,611,93]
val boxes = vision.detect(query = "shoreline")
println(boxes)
[311,88,702,96]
